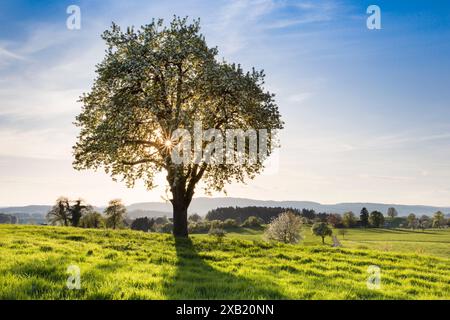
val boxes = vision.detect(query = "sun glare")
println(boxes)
[164,140,173,148]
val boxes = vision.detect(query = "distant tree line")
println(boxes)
[205,206,450,230]
[43,198,449,236]
[205,206,303,223]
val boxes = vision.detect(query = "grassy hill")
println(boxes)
[218,226,450,259]
[0,225,449,299]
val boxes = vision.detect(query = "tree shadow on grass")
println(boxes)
[162,237,287,299]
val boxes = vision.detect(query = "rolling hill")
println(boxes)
[2,197,450,218]
[0,224,449,299]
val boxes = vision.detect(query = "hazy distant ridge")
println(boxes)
[2,198,448,217]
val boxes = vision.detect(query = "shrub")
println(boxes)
[154,216,169,225]
[208,228,226,241]
[188,213,202,222]
[188,221,210,233]
[80,211,104,228]
[156,222,173,234]
[327,214,343,228]
[130,217,154,232]
[223,219,239,229]
[264,212,303,244]
[241,216,263,228]
[209,220,224,229]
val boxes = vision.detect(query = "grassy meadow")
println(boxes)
[215,226,450,259]
[0,224,449,300]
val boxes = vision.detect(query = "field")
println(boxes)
[0,224,449,300]
[217,226,450,259]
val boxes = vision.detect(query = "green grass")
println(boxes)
[0,224,449,300]
[202,226,450,259]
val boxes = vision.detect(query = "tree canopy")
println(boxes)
[73,17,283,237]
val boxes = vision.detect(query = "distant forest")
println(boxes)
[205,206,328,223]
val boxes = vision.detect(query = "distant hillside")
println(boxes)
[126,197,450,216]
[2,197,449,218]
[0,205,51,215]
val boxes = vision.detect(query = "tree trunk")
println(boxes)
[322,236,325,244]
[171,187,190,238]
[167,164,204,238]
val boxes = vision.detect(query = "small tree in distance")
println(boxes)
[69,199,92,227]
[264,211,303,244]
[338,228,348,239]
[360,207,369,228]
[104,199,127,229]
[342,211,357,228]
[407,213,418,230]
[418,215,431,231]
[432,211,446,228]
[312,222,332,244]
[46,197,70,226]
[327,213,342,228]
[387,207,398,220]
[369,211,384,228]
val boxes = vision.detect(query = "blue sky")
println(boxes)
[1,0,450,206]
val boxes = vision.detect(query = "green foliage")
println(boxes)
[205,206,301,223]
[156,222,173,234]
[327,214,343,228]
[407,213,418,229]
[72,17,283,236]
[433,211,446,228]
[69,199,93,227]
[360,207,369,227]
[154,216,169,225]
[311,222,333,244]
[80,211,104,229]
[47,197,94,227]
[208,228,226,242]
[209,220,224,229]
[387,207,398,219]
[369,211,385,228]
[342,211,357,228]
[104,199,127,229]
[241,216,263,228]
[188,214,202,223]
[188,221,210,233]
[1,225,448,299]
[130,217,154,232]
[222,218,239,229]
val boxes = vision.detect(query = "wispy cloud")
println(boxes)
[0,46,26,61]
